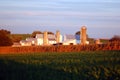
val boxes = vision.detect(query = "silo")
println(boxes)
[43,31,48,45]
[56,30,60,43]
[80,26,87,45]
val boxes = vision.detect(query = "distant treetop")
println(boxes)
[32,31,43,38]
[0,29,13,46]
[109,35,120,42]
[75,31,81,35]
[48,31,54,35]
[0,29,11,35]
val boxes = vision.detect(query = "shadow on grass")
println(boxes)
[0,59,81,80]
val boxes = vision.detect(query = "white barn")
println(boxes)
[20,40,32,46]
[48,34,56,45]
[63,35,76,45]
[36,34,43,45]
[36,33,58,45]
[20,38,37,46]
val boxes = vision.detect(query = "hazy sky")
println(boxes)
[0,0,120,38]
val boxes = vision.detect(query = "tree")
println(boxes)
[32,31,54,38]
[32,31,43,38]
[11,35,22,42]
[0,29,11,35]
[75,31,89,38]
[75,31,81,35]
[48,31,54,35]
[0,29,13,46]
[109,35,120,42]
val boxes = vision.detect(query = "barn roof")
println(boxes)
[36,34,43,38]
[48,34,56,40]
[64,34,76,40]
[26,38,37,42]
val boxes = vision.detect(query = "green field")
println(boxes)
[0,51,120,80]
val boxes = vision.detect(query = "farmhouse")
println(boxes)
[20,40,32,46]
[48,34,56,45]
[63,34,76,45]
[20,31,62,46]
[20,26,89,46]
[26,38,37,45]
[36,34,43,45]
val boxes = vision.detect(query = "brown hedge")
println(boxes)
[0,42,120,54]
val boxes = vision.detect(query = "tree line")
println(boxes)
[0,29,120,47]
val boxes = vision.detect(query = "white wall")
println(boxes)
[20,43,31,46]
[48,40,56,45]
[37,38,43,45]
[60,35,63,43]
[63,39,76,45]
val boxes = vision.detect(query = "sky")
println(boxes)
[0,0,120,38]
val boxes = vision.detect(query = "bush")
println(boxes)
[0,29,13,46]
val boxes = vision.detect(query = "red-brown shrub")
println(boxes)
[0,43,119,54]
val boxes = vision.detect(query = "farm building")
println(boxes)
[36,32,57,45]
[35,31,63,45]
[26,38,37,45]
[63,35,76,45]
[20,30,63,46]
[20,38,37,46]
[20,40,32,46]
[36,34,43,45]
[19,26,90,46]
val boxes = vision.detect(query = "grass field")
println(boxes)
[0,51,120,80]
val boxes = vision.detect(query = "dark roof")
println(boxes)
[26,38,37,41]
[65,34,75,40]
[36,34,43,38]
[48,34,56,40]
